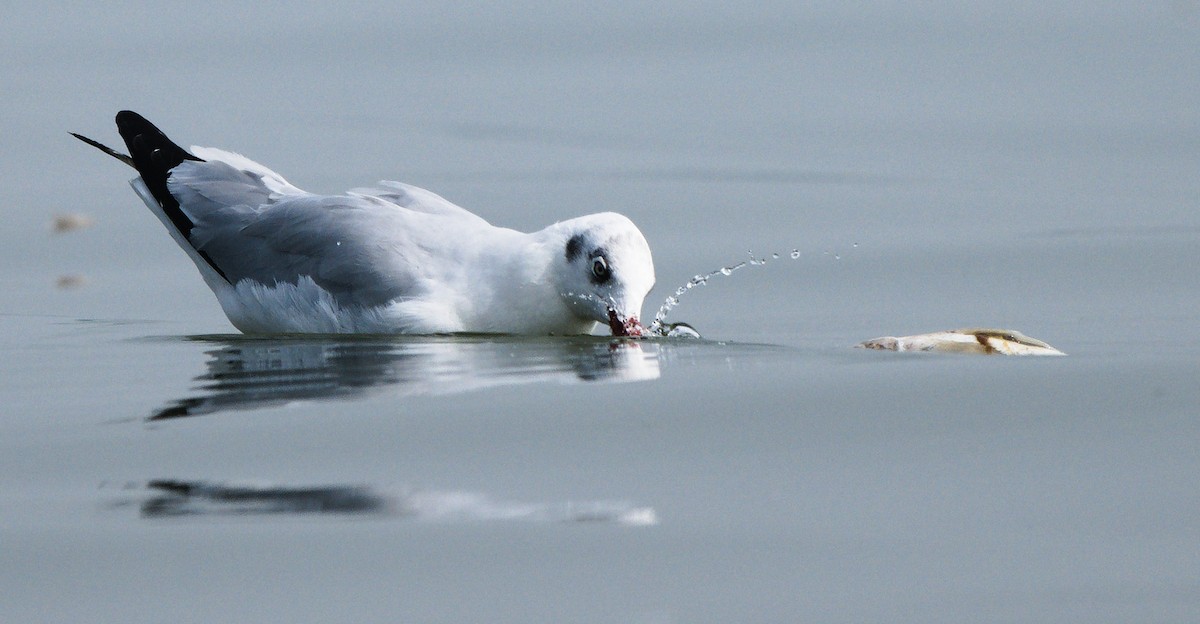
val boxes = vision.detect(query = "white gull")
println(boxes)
[74,111,655,336]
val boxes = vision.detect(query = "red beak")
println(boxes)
[607,309,644,337]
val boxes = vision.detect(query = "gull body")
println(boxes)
[76,112,655,336]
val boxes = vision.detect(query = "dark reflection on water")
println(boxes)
[141,480,392,517]
[135,479,659,525]
[130,336,784,525]
[150,335,672,421]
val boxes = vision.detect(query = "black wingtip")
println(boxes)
[108,112,229,284]
[113,110,203,236]
[114,110,201,173]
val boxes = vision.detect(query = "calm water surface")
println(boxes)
[2,2,1198,623]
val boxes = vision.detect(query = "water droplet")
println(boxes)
[650,247,802,332]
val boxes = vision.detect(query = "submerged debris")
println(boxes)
[51,212,94,233]
[858,328,1065,356]
[54,274,87,289]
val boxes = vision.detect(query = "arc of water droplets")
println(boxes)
[564,243,858,338]
[645,245,854,336]
[645,249,783,336]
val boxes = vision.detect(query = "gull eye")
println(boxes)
[591,256,611,282]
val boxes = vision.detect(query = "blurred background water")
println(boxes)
[2,2,1198,622]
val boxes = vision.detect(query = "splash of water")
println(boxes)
[566,243,857,338]
[646,245,854,337]
[644,249,763,336]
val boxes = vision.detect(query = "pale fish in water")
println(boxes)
[857,328,1065,356]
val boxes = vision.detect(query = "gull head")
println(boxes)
[555,213,655,337]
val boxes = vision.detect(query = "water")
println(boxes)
[3,3,1200,623]
[647,247,818,335]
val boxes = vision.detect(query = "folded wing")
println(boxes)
[168,154,482,309]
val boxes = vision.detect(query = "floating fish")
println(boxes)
[858,328,1065,356]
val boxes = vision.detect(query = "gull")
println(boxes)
[74,111,655,336]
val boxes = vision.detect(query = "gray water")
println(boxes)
[3,2,1199,622]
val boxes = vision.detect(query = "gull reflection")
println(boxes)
[141,480,390,516]
[136,479,657,526]
[151,336,661,420]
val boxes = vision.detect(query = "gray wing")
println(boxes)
[167,155,475,308]
[350,180,490,225]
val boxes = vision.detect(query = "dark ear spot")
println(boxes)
[565,234,585,262]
